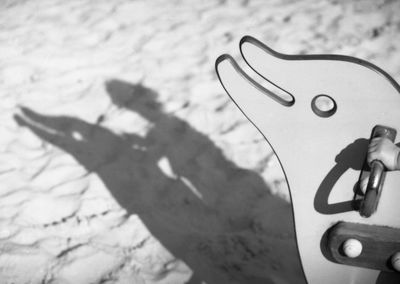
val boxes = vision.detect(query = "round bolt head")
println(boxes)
[391,252,400,271]
[343,238,362,258]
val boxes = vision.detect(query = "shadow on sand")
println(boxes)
[14,79,305,284]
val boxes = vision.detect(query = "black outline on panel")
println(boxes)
[240,35,400,94]
[216,54,306,283]
[215,54,295,107]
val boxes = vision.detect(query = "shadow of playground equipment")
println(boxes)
[14,80,305,284]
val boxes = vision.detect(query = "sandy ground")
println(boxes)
[1,0,400,283]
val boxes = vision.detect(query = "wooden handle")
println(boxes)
[327,222,400,272]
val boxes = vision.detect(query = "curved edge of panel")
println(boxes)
[215,54,309,284]
[240,35,400,95]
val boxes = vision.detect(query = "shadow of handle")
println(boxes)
[314,164,356,215]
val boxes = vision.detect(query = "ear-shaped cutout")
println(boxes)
[215,54,295,107]
[215,54,296,143]
[240,35,287,60]
[240,36,310,94]
[240,35,400,97]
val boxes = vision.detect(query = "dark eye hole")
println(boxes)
[311,94,337,118]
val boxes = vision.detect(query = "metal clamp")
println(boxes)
[359,125,397,217]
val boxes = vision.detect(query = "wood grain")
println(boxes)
[327,222,400,272]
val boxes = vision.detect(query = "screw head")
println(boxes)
[343,238,363,258]
[391,252,400,271]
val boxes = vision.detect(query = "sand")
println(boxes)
[1,0,400,283]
